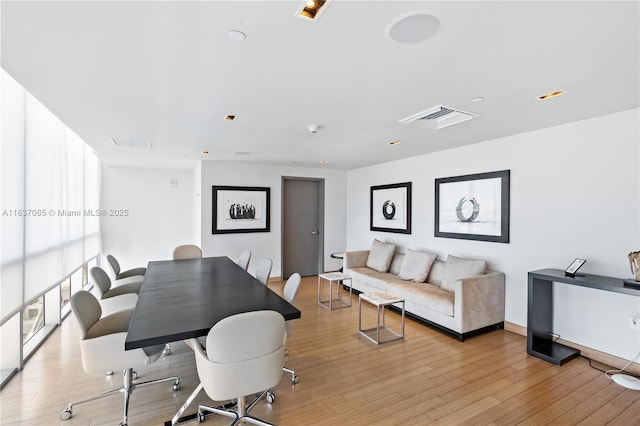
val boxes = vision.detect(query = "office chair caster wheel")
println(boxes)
[172,380,181,391]
[131,370,138,380]
[164,344,172,356]
[266,391,275,404]
[118,422,127,426]
[197,411,206,423]
[60,408,72,420]
[291,374,299,385]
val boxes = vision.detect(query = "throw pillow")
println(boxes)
[366,239,395,272]
[440,255,487,292]
[397,249,437,282]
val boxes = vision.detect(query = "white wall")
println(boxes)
[347,109,640,360]
[200,162,347,277]
[193,161,202,247]
[101,166,195,271]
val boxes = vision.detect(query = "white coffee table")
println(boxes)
[317,272,352,310]
[358,291,405,344]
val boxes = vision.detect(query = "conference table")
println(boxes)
[125,256,301,350]
[125,256,301,425]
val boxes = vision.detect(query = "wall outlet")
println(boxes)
[629,314,640,331]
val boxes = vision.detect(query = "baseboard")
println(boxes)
[504,321,640,375]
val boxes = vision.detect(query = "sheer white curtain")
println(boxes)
[1,69,26,318]
[0,69,101,321]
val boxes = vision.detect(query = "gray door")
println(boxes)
[282,178,323,278]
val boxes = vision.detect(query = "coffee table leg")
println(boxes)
[376,305,382,344]
[358,297,362,333]
[401,301,405,338]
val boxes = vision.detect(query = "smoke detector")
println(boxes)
[308,125,319,134]
[399,105,478,130]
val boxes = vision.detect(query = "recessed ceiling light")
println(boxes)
[537,90,567,101]
[388,140,401,146]
[471,97,485,103]
[227,30,246,41]
[202,150,209,155]
[225,115,236,121]
[320,160,329,164]
[296,0,330,22]
[387,11,441,44]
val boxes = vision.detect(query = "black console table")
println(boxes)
[527,268,640,365]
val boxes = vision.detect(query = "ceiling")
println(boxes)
[2,1,638,170]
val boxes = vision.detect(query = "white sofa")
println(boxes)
[343,246,505,341]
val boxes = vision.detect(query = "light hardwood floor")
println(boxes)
[1,275,639,425]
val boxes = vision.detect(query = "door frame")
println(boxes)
[281,176,325,278]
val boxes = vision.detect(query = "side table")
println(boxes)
[318,272,352,310]
[359,291,405,344]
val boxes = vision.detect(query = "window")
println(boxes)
[22,296,44,345]
[60,277,71,309]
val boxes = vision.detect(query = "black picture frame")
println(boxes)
[435,170,510,243]
[370,182,412,234]
[212,186,270,234]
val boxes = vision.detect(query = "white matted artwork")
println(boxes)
[212,186,270,234]
[435,170,509,243]
[370,182,411,234]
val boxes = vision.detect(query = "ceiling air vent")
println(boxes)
[112,139,152,149]
[399,105,478,130]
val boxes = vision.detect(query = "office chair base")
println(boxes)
[283,367,299,384]
[60,368,180,425]
[197,392,275,426]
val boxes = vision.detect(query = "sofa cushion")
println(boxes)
[387,281,454,317]
[397,249,437,282]
[366,239,395,272]
[348,267,393,291]
[440,255,487,292]
[388,253,405,276]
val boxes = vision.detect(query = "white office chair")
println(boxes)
[236,250,251,271]
[106,254,146,280]
[254,258,273,286]
[60,291,180,426]
[91,266,141,298]
[282,273,302,385]
[89,267,139,317]
[192,310,285,425]
[173,244,203,260]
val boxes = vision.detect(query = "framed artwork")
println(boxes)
[435,170,510,243]
[212,186,270,234]
[370,182,412,234]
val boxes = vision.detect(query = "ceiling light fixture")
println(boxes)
[296,0,330,22]
[388,140,401,146]
[202,150,209,155]
[225,115,236,121]
[471,97,485,103]
[537,90,567,101]
[321,160,329,164]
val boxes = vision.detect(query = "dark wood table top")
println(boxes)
[125,256,301,350]
[529,268,640,297]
